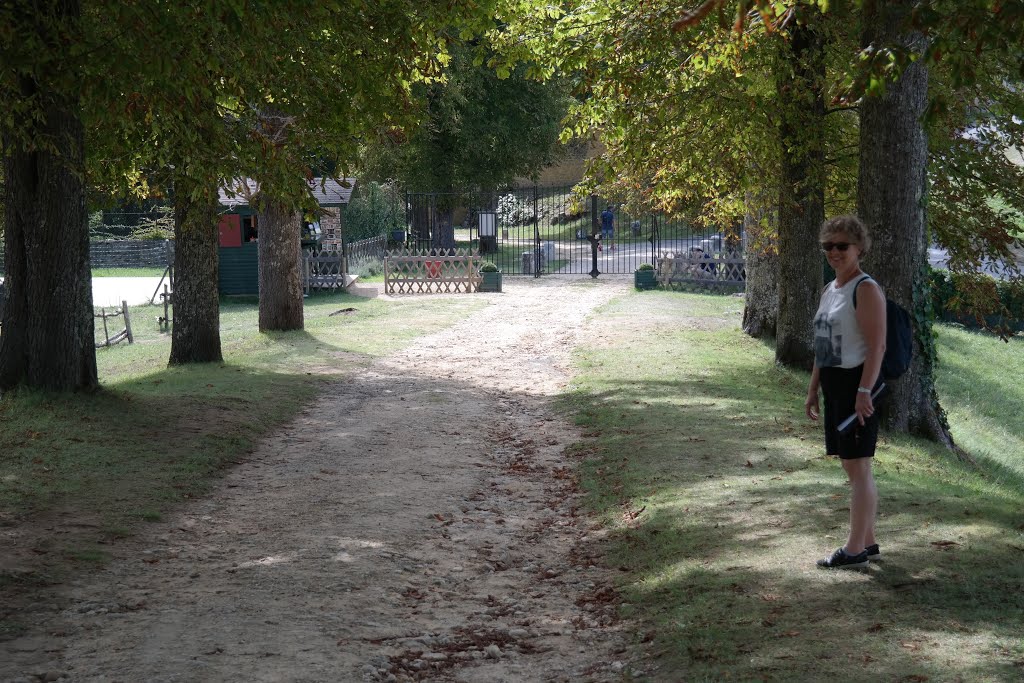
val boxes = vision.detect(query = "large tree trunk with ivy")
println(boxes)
[0,68,98,392]
[857,0,952,445]
[169,175,223,365]
[774,21,827,369]
[741,192,779,339]
[257,199,304,332]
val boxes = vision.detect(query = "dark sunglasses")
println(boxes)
[821,242,852,253]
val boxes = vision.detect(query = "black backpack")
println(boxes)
[853,276,913,380]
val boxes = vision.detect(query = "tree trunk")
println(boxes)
[168,175,222,365]
[857,0,952,445]
[741,192,779,339]
[430,206,456,251]
[257,199,304,332]
[410,199,430,245]
[774,21,826,369]
[0,61,98,392]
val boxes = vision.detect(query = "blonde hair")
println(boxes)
[820,215,871,255]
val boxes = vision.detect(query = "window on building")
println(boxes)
[242,215,258,242]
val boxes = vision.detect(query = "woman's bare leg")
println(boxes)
[841,457,877,554]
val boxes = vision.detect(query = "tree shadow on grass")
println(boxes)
[608,485,1024,681]
[567,360,1024,526]
[625,548,1024,681]
[562,358,1024,680]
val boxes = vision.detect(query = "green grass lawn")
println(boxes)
[91,267,168,277]
[560,290,1024,681]
[935,325,1024,481]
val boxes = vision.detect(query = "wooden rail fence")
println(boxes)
[347,234,387,266]
[95,300,134,348]
[303,248,346,294]
[657,250,746,290]
[384,248,481,295]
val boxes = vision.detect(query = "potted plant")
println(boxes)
[479,262,502,292]
[635,262,657,290]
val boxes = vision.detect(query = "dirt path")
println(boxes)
[2,277,640,683]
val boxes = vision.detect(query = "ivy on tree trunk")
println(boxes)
[857,0,952,445]
[0,72,97,392]
[169,174,222,366]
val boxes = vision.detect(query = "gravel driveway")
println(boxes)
[1,277,640,683]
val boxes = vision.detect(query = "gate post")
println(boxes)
[648,215,659,270]
[587,233,601,278]
[533,185,541,278]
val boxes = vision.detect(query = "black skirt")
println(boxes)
[819,365,883,459]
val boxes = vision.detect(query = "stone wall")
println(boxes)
[320,209,343,252]
[514,140,603,188]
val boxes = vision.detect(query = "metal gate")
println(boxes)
[402,186,731,277]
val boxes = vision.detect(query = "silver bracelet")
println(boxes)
[857,387,871,394]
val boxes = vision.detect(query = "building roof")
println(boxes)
[219,177,356,208]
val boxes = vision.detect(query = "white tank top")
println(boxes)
[813,275,873,369]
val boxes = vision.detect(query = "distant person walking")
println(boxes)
[805,215,887,570]
[600,205,615,251]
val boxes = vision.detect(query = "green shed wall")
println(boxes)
[219,243,259,295]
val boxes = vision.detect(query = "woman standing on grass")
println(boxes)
[805,215,887,569]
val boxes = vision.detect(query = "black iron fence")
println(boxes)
[0,188,743,282]
[400,186,740,277]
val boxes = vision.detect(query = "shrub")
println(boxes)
[929,267,1024,331]
[637,263,655,271]
[129,205,174,240]
[496,193,534,227]
[129,224,173,240]
[480,262,500,273]
[352,259,383,279]
[345,182,404,241]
